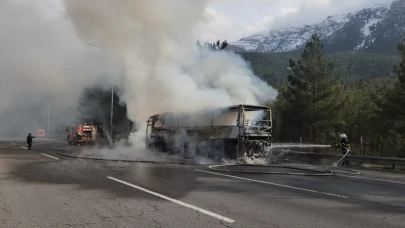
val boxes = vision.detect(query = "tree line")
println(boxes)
[239,50,400,87]
[197,39,228,51]
[270,33,405,157]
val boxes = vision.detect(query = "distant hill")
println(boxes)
[233,0,405,55]
[237,51,400,86]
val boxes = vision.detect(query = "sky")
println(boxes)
[199,0,394,42]
[39,0,393,42]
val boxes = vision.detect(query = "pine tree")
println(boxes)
[385,39,405,133]
[282,33,343,143]
[396,39,405,84]
[197,39,228,51]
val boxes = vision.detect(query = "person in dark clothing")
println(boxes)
[27,133,35,150]
[335,133,350,153]
[334,133,350,165]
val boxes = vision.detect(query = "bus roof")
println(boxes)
[147,104,270,120]
[227,104,270,111]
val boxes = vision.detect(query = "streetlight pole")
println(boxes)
[87,43,114,139]
[110,86,113,137]
[47,100,50,137]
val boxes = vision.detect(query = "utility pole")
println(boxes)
[110,86,114,137]
[47,100,50,137]
[87,43,115,139]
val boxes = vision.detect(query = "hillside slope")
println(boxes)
[233,0,405,55]
[238,51,400,85]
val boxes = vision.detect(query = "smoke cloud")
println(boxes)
[62,0,278,127]
[1,0,278,158]
[59,0,279,161]
[0,0,120,138]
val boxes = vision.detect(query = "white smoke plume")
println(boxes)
[58,0,279,161]
[0,0,120,138]
[62,0,278,127]
[1,0,278,161]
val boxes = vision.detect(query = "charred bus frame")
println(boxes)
[146,104,272,160]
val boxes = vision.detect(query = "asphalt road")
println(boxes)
[1,140,405,228]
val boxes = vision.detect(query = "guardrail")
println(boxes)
[286,151,405,170]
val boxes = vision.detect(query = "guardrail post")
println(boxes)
[392,164,396,170]
[300,137,303,153]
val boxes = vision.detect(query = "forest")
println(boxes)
[266,33,405,157]
[239,50,400,87]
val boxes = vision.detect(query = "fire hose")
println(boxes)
[208,148,360,176]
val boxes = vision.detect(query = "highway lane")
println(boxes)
[0,141,227,228]
[1,140,405,228]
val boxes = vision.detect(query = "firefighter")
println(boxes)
[334,133,350,165]
[26,133,35,150]
[76,132,82,142]
[335,133,350,153]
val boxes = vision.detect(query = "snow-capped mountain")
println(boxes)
[232,0,405,54]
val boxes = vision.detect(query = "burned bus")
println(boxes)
[146,104,272,160]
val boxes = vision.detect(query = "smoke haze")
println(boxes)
[62,0,278,127]
[1,0,278,148]
[0,0,120,138]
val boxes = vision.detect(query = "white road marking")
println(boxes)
[339,174,405,185]
[21,146,28,149]
[107,176,235,223]
[12,143,16,145]
[195,169,349,199]
[40,153,60,160]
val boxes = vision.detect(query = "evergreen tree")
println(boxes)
[238,51,399,86]
[385,39,405,132]
[196,39,228,51]
[341,78,394,155]
[395,39,405,84]
[282,33,343,143]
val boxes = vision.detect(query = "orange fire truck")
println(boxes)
[66,123,97,145]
